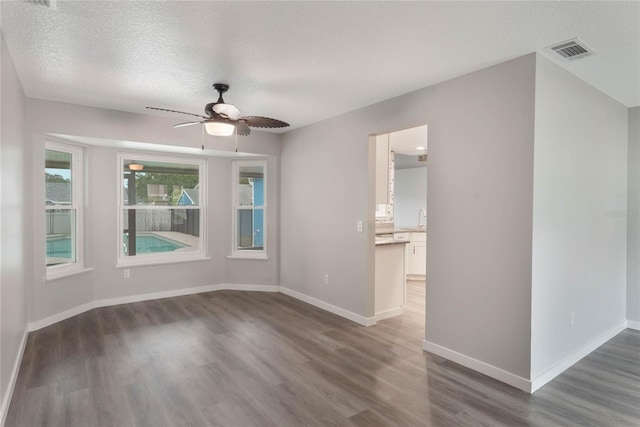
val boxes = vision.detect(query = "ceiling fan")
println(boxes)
[146,83,289,137]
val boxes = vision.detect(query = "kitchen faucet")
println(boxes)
[418,208,426,229]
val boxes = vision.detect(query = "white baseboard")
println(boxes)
[28,283,277,332]
[279,286,376,326]
[530,321,627,393]
[375,306,403,321]
[627,320,640,331]
[93,284,226,309]
[28,302,96,332]
[1,330,28,427]
[28,282,375,332]
[224,283,280,292]
[423,340,532,393]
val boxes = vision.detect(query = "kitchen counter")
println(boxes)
[375,227,426,235]
[375,237,410,246]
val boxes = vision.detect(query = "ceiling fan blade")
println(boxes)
[146,107,207,119]
[213,103,242,120]
[235,121,251,136]
[242,116,290,129]
[173,121,201,128]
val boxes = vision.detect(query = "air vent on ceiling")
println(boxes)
[550,38,594,61]
[24,0,56,9]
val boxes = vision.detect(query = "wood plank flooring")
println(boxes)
[6,281,640,426]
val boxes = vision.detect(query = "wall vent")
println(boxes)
[550,38,594,61]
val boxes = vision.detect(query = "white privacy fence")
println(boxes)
[123,210,173,232]
[48,210,195,235]
[46,210,72,235]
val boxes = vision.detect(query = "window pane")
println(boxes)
[122,208,200,256]
[237,208,264,251]
[46,209,75,266]
[45,149,72,205]
[122,160,200,206]
[238,165,264,207]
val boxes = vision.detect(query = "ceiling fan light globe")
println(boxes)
[204,121,235,136]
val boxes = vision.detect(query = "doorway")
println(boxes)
[372,124,428,327]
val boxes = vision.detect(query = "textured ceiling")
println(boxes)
[1,1,639,132]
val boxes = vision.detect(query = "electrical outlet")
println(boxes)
[124,269,130,279]
[570,311,576,326]
[357,220,363,232]
[324,274,329,285]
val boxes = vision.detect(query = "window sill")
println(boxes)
[226,255,270,261]
[115,256,211,269]
[46,267,94,283]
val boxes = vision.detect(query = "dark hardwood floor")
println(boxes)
[6,281,640,426]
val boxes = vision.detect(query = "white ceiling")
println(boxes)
[389,125,428,156]
[2,1,639,132]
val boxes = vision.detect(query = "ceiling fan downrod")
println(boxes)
[213,83,229,103]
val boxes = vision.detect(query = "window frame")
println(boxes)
[231,160,268,259]
[45,140,84,278]
[116,152,207,267]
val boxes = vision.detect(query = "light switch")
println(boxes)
[357,220,363,232]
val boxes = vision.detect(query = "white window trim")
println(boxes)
[45,140,84,279]
[116,152,207,267]
[231,160,267,259]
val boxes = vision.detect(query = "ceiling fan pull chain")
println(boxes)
[201,124,205,150]
[235,126,238,152]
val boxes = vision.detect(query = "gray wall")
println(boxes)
[394,167,427,227]
[628,107,640,326]
[0,36,29,419]
[281,54,536,378]
[26,98,280,323]
[531,55,628,379]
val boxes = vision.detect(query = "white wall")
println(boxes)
[281,54,536,379]
[25,98,281,323]
[628,107,640,327]
[394,167,427,227]
[531,55,628,380]
[0,35,29,421]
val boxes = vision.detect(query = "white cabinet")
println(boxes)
[408,232,426,276]
[392,231,425,276]
[375,242,405,319]
[375,134,390,205]
[393,232,410,275]
[393,232,409,241]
